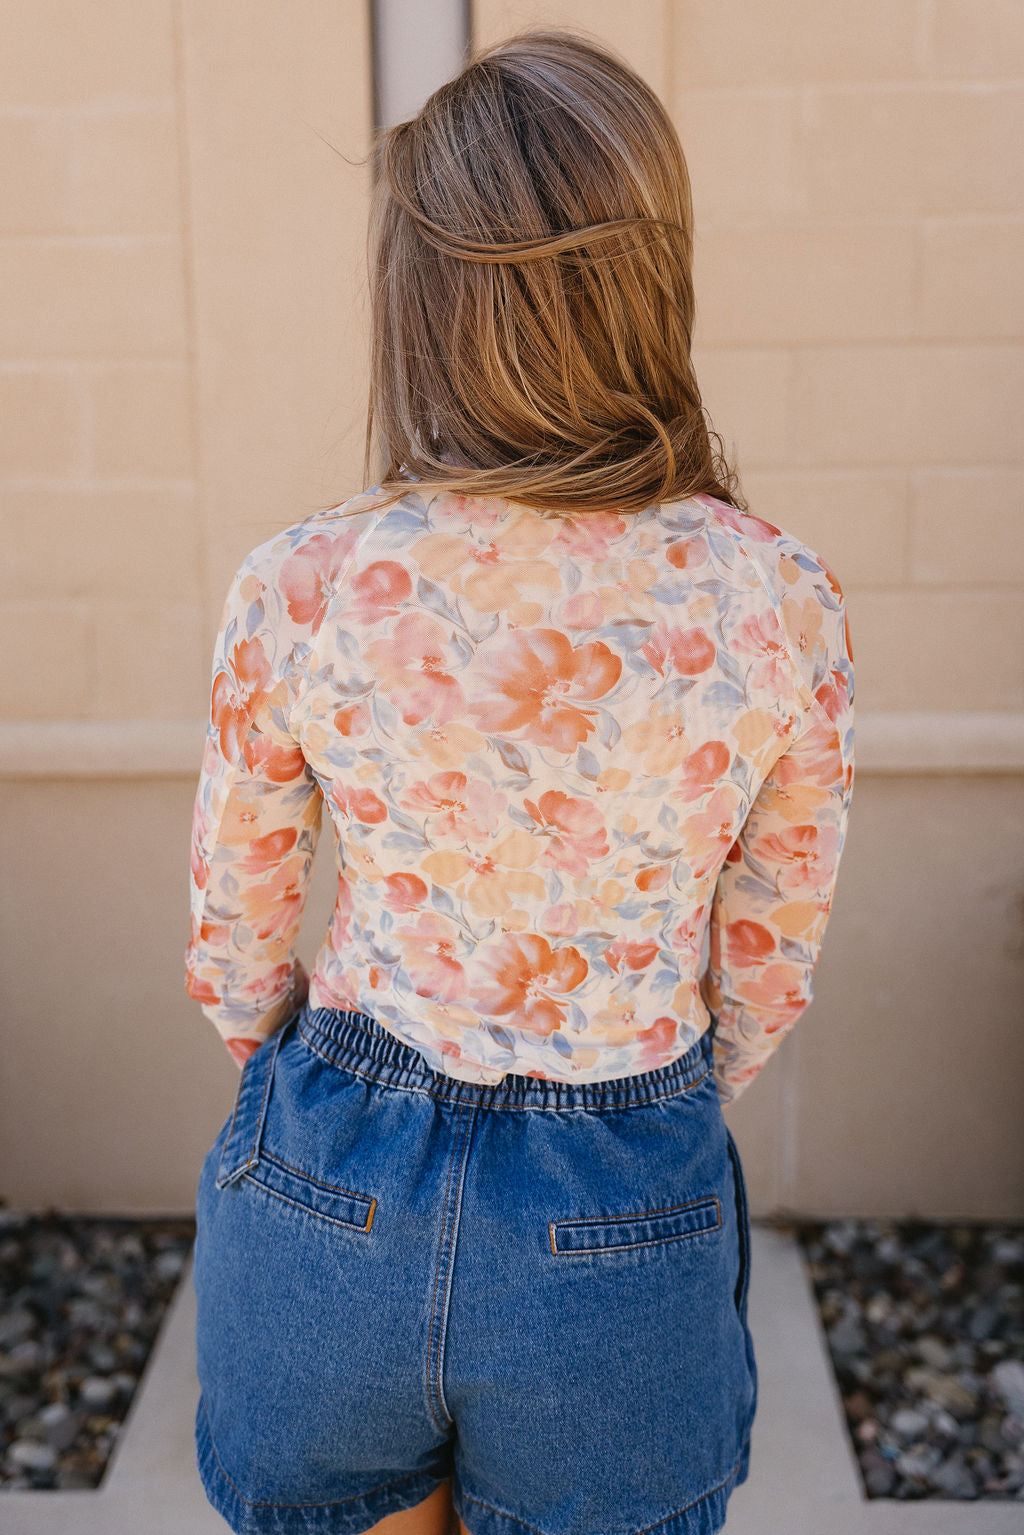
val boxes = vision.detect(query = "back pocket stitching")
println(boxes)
[242,1171,377,1233]
[549,1194,721,1256]
[258,1147,375,1204]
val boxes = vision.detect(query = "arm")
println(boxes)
[701,581,855,1103]
[185,560,324,1066]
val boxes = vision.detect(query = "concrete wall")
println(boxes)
[1,1,1022,1216]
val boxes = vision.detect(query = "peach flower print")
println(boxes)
[394,913,467,1002]
[675,740,731,803]
[472,932,589,1036]
[642,619,716,677]
[365,611,466,725]
[732,611,793,695]
[469,628,621,751]
[400,770,507,840]
[756,824,840,898]
[348,559,413,625]
[523,790,610,877]
[279,530,361,633]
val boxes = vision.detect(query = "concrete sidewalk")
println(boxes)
[2,1226,1019,1534]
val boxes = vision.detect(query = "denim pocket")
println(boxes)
[214,1020,378,1235]
[239,1149,377,1233]
[549,1193,721,1256]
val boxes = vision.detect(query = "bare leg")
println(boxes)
[365,1477,469,1535]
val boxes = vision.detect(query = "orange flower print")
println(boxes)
[469,628,621,751]
[635,862,672,892]
[472,932,589,1036]
[279,530,360,633]
[554,510,628,560]
[694,494,780,542]
[738,966,808,1027]
[814,671,852,727]
[365,612,466,725]
[603,938,659,974]
[523,790,609,877]
[633,1014,680,1064]
[642,619,716,677]
[348,559,413,625]
[211,637,273,761]
[241,734,307,783]
[331,783,388,824]
[225,1037,263,1066]
[756,824,839,899]
[381,872,428,914]
[394,913,466,1002]
[675,740,731,803]
[332,701,372,739]
[185,970,220,1006]
[732,612,792,695]
[720,919,776,966]
[236,827,298,874]
[239,860,308,942]
[400,771,506,839]
[677,785,744,876]
[665,534,709,570]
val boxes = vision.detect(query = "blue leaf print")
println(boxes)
[701,681,746,711]
[576,746,601,780]
[450,632,475,668]
[379,509,426,539]
[596,709,621,749]
[381,831,428,856]
[645,582,691,603]
[493,737,529,774]
[602,619,654,647]
[430,885,456,917]
[416,575,461,625]
[564,1001,590,1034]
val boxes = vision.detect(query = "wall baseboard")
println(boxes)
[0,713,1022,780]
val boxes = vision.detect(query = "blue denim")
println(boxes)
[193,1004,758,1535]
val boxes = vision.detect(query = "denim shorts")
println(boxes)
[193,1004,758,1535]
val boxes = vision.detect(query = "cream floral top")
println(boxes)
[186,487,855,1101]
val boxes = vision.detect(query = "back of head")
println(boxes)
[366,27,745,514]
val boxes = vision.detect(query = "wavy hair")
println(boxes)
[364,27,746,515]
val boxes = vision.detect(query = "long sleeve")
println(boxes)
[185,554,324,1066]
[701,561,855,1103]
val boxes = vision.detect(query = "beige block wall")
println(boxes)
[1,2,1022,1215]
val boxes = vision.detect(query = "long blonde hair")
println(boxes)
[364,27,746,515]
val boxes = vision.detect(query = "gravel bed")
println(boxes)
[797,1219,1024,1501]
[0,1207,195,1491]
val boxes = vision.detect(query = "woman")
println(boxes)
[187,27,855,1535]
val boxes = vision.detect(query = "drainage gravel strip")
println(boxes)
[0,1208,196,1490]
[796,1219,1024,1501]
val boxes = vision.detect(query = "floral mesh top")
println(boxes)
[185,487,855,1101]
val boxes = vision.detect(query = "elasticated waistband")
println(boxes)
[296,1003,715,1111]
